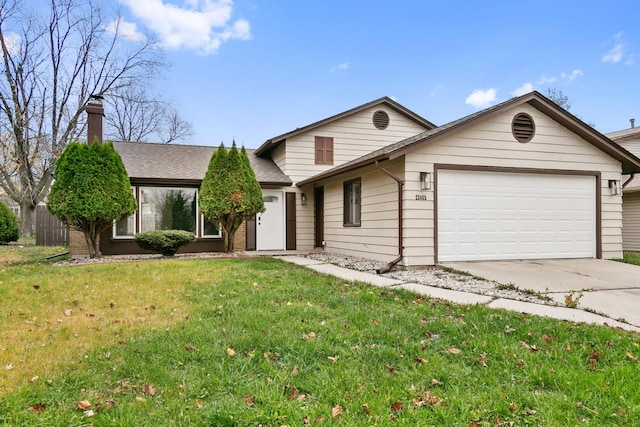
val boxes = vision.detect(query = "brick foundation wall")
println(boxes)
[233,221,246,252]
[69,229,90,258]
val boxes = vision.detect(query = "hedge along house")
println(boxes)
[70,92,640,263]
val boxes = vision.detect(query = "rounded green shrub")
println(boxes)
[0,201,19,244]
[134,230,196,256]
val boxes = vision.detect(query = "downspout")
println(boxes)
[623,174,635,189]
[374,160,403,274]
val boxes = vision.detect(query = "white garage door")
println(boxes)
[437,169,596,262]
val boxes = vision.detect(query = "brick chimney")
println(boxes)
[86,96,104,144]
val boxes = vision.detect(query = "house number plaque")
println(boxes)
[415,194,428,201]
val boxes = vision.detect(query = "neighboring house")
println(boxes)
[72,92,640,265]
[606,121,640,251]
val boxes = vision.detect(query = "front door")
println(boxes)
[314,186,324,247]
[257,190,284,251]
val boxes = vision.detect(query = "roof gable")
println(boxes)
[254,96,436,156]
[113,141,292,186]
[297,91,640,186]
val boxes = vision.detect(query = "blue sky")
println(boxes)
[113,0,638,148]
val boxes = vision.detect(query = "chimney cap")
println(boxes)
[90,94,104,101]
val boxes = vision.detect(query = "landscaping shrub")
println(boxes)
[134,230,195,256]
[0,201,19,244]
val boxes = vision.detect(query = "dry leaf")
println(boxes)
[625,352,637,361]
[288,387,298,400]
[302,332,316,340]
[84,410,95,417]
[523,409,537,415]
[27,402,46,414]
[468,422,482,427]
[363,403,370,414]
[430,378,442,386]
[243,395,255,406]
[390,401,404,411]
[143,384,156,396]
[331,404,343,418]
[328,355,340,363]
[185,345,196,352]
[76,400,91,411]
[542,334,553,343]
[226,347,236,356]
[64,309,72,316]
[416,357,427,364]
[447,347,461,354]
[194,400,203,408]
[504,326,515,333]
[509,402,517,411]
[291,364,299,376]
[135,396,146,403]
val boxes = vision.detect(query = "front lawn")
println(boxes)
[0,253,639,425]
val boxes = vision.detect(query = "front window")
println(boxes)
[140,187,197,233]
[343,178,361,226]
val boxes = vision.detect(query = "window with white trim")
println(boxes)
[343,178,361,226]
[113,186,222,238]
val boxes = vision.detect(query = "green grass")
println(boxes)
[0,253,639,426]
[618,251,640,267]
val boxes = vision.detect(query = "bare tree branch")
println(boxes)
[0,0,164,236]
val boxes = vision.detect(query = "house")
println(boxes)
[606,120,640,251]
[71,92,640,265]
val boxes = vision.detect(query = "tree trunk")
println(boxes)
[19,201,36,238]
[83,227,101,259]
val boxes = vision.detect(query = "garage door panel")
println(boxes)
[437,170,596,262]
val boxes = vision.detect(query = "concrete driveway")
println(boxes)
[441,259,640,329]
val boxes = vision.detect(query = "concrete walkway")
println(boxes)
[276,256,640,333]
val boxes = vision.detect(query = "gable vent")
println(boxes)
[372,110,390,130]
[512,113,535,143]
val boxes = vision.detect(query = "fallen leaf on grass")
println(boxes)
[468,422,482,427]
[390,402,404,411]
[27,403,46,414]
[143,384,156,396]
[243,395,255,406]
[416,357,427,364]
[331,404,343,418]
[542,334,553,343]
[135,396,146,403]
[328,355,339,363]
[226,347,236,356]
[185,345,196,352]
[64,309,72,316]
[302,332,316,340]
[447,347,461,355]
[522,409,537,415]
[413,390,442,407]
[363,403,370,414]
[76,400,91,410]
[625,352,637,361]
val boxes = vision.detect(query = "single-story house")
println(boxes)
[71,91,640,265]
[606,121,640,251]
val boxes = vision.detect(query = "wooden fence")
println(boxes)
[35,205,69,246]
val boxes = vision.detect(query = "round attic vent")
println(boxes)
[512,113,535,143]
[372,110,390,130]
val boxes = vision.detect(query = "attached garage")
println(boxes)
[437,169,597,262]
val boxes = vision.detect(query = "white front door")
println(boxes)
[257,190,285,251]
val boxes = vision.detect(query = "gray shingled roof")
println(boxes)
[607,127,640,141]
[112,141,292,186]
[297,91,640,186]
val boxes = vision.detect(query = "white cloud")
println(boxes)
[106,18,146,42]
[330,62,349,73]
[536,74,558,85]
[3,31,22,55]
[510,82,535,97]
[120,0,251,54]
[602,31,625,63]
[465,88,497,108]
[561,69,583,82]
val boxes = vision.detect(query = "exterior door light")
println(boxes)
[301,193,307,205]
[609,180,621,195]
[420,172,431,190]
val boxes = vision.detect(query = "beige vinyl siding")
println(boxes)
[622,191,640,251]
[315,159,403,262]
[403,104,623,265]
[281,106,428,183]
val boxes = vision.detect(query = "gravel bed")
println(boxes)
[305,252,557,305]
[55,251,556,306]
